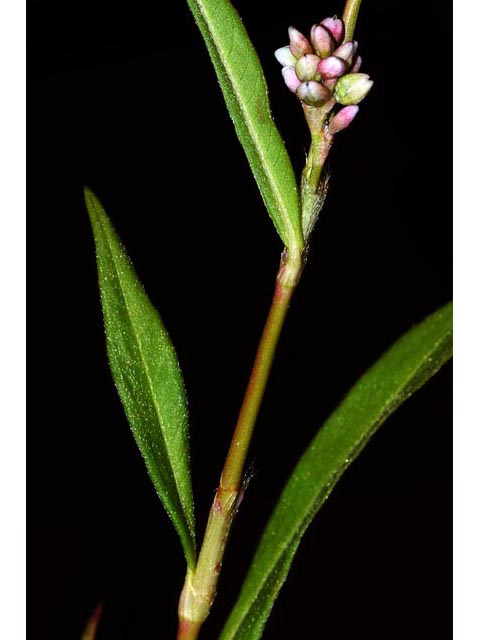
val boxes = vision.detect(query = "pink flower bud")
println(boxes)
[274,46,297,67]
[296,81,331,107]
[333,42,355,66]
[288,27,312,58]
[320,17,345,43]
[317,56,348,79]
[310,24,335,58]
[351,55,362,73]
[334,73,373,105]
[281,66,301,93]
[329,105,359,133]
[295,54,322,82]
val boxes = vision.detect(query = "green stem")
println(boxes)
[301,103,335,238]
[342,0,363,41]
[177,248,302,639]
[220,249,301,490]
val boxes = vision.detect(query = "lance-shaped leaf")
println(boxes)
[85,188,196,568]
[221,302,453,639]
[185,0,303,251]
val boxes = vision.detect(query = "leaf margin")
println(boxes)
[220,302,453,639]
[184,0,303,251]
[85,187,197,568]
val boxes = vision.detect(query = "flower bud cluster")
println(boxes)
[274,17,373,133]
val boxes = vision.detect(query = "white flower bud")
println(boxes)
[274,46,297,67]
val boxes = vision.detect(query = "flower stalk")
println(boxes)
[275,1,371,240]
[343,0,363,41]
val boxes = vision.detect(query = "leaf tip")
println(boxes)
[83,186,100,213]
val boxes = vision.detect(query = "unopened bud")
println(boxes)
[274,46,297,67]
[334,73,373,105]
[295,54,322,81]
[288,27,312,58]
[317,56,348,79]
[351,55,362,73]
[333,42,355,66]
[329,105,359,133]
[310,24,335,58]
[296,81,331,107]
[320,17,345,43]
[282,66,301,93]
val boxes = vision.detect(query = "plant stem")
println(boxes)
[220,249,302,490]
[177,248,302,639]
[176,618,202,640]
[300,102,335,238]
[342,0,363,41]
[177,2,366,633]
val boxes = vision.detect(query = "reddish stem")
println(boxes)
[177,618,202,640]
[176,249,302,639]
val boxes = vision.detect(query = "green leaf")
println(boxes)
[184,0,303,251]
[85,188,196,568]
[221,302,453,639]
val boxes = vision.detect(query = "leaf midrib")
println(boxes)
[96,211,193,542]
[193,0,299,247]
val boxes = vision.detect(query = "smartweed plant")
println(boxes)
[84,0,452,637]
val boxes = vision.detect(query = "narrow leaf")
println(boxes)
[85,188,196,568]
[185,0,303,251]
[221,302,453,639]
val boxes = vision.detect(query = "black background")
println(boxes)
[29,0,452,638]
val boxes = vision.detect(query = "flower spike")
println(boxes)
[276,19,372,115]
